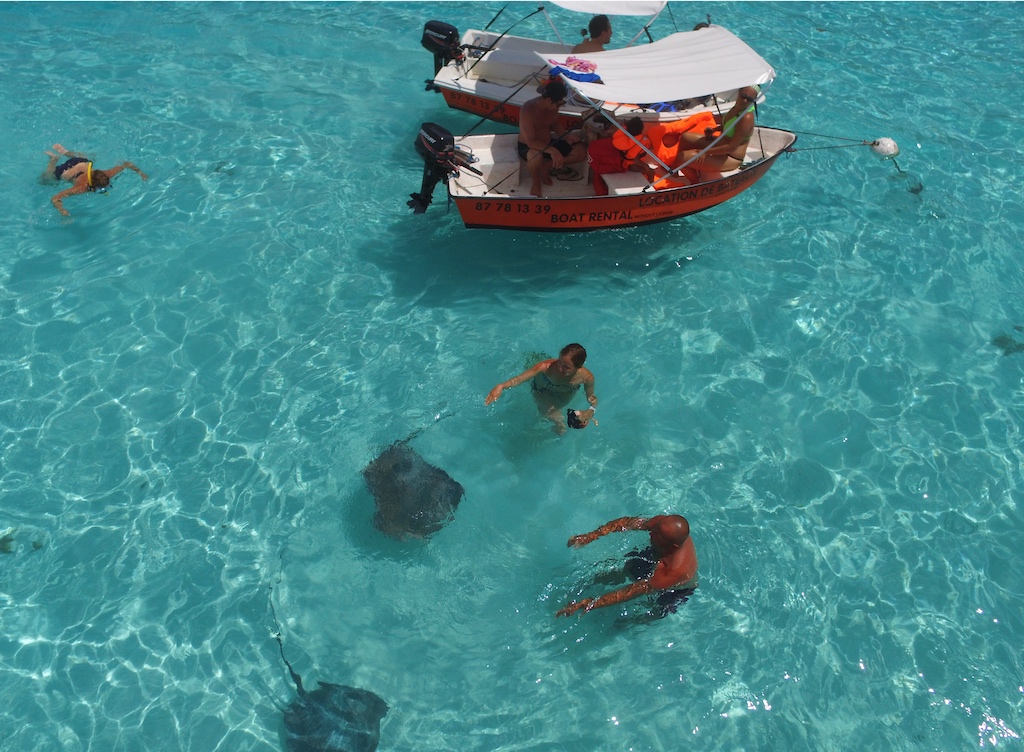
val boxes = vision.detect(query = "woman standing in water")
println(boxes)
[485,343,597,434]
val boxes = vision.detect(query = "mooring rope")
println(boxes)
[789,129,866,142]
[788,142,873,152]
[784,131,905,173]
[786,130,886,152]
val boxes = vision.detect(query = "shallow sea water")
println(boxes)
[1,2,1023,750]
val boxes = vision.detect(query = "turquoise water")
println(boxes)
[2,2,1023,750]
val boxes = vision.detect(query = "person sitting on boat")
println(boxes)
[610,117,653,163]
[41,143,148,217]
[624,111,720,189]
[485,343,597,435]
[598,114,719,191]
[572,15,612,53]
[518,79,587,198]
[644,112,720,165]
[676,86,759,182]
[588,116,652,195]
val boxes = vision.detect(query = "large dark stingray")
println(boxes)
[274,632,389,752]
[362,437,465,540]
[993,330,1024,356]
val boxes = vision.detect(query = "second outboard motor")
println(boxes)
[408,123,457,214]
[422,21,463,75]
[408,123,480,215]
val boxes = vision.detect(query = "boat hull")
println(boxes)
[440,88,583,133]
[449,145,789,232]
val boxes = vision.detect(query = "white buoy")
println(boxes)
[871,137,900,159]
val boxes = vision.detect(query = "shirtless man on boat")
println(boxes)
[518,79,587,198]
[572,14,612,53]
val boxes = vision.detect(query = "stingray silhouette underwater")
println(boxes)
[362,433,465,540]
[992,326,1024,356]
[272,627,389,752]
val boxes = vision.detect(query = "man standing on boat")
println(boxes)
[518,79,587,198]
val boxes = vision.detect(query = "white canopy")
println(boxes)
[548,1,667,16]
[541,25,775,105]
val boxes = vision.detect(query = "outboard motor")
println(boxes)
[408,123,480,215]
[422,21,463,76]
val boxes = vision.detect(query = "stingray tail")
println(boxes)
[400,406,460,445]
[269,580,304,694]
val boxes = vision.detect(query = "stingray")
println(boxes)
[993,332,1024,356]
[274,631,389,752]
[362,437,465,540]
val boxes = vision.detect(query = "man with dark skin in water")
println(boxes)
[557,514,698,617]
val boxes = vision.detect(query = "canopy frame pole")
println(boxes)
[624,8,665,47]
[457,6,550,81]
[540,6,570,50]
[652,100,760,190]
[567,85,673,180]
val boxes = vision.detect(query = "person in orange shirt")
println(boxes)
[606,114,719,189]
[557,514,698,617]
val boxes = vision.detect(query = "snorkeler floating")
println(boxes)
[40,144,148,217]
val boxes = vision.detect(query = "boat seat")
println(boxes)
[467,142,518,166]
[713,157,756,179]
[601,156,758,194]
[464,48,550,87]
[601,171,654,195]
[480,157,521,190]
[450,140,521,194]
